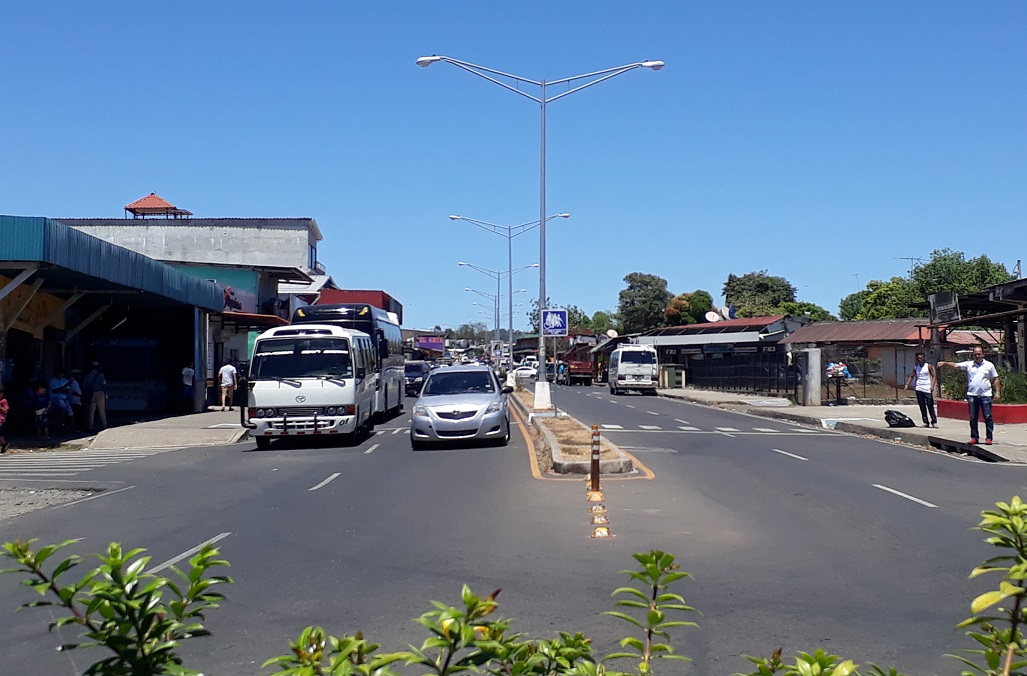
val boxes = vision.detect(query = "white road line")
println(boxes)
[0,471,83,477]
[375,430,385,436]
[151,532,232,574]
[753,427,779,433]
[715,427,740,432]
[674,419,690,425]
[52,485,136,508]
[625,404,636,409]
[646,411,660,416]
[791,428,819,433]
[364,443,381,455]
[309,472,341,491]
[678,426,700,431]
[771,448,809,461]
[600,424,624,430]
[872,484,937,508]
[391,428,404,435]
[638,425,662,430]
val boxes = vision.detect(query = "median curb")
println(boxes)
[508,389,635,475]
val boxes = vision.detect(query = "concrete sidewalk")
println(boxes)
[657,387,1027,464]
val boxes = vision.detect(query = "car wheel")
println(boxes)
[254,435,270,450]
[496,419,511,447]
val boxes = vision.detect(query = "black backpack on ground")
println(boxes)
[884,410,916,428]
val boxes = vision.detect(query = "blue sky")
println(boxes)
[2,2,1025,330]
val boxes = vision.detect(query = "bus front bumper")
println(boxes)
[250,415,357,437]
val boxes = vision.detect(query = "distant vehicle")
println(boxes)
[608,344,659,395]
[410,364,513,450]
[291,303,404,420]
[543,361,570,385]
[511,364,537,380]
[561,343,595,386]
[404,361,431,397]
[244,324,377,449]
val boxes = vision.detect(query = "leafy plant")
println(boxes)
[603,550,699,674]
[0,538,231,676]
[998,370,1027,405]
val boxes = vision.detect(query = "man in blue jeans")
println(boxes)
[939,347,1001,445]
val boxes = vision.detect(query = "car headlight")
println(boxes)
[413,404,429,418]
[486,400,503,413]
[413,376,423,383]
[325,406,337,415]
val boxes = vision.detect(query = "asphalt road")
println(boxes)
[0,388,1024,674]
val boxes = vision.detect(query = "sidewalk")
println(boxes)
[1,408,248,454]
[657,387,1027,464]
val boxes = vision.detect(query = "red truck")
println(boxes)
[560,344,595,386]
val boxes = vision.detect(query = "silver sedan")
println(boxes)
[410,365,513,449]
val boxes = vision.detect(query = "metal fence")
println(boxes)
[681,352,800,400]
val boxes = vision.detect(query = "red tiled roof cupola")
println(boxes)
[124,192,193,218]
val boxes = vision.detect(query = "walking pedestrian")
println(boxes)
[938,347,1001,445]
[904,352,938,428]
[48,369,73,432]
[33,383,51,438]
[181,361,195,414]
[218,361,238,411]
[82,362,108,431]
[0,385,9,454]
[67,369,84,430]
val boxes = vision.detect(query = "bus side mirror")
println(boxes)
[357,367,366,379]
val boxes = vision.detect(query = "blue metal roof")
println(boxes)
[0,216,222,311]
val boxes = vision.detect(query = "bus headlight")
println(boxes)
[325,406,338,415]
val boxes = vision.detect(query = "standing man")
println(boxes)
[82,362,108,431]
[181,361,195,414]
[938,346,1001,445]
[67,369,83,431]
[904,352,938,428]
[218,360,238,412]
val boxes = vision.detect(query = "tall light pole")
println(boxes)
[419,55,663,405]
[451,213,569,367]
[460,260,538,361]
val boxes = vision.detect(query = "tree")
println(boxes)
[838,290,870,321]
[911,248,1013,299]
[775,301,835,322]
[665,289,714,325]
[590,310,618,335]
[527,297,552,333]
[722,271,796,317]
[617,273,672,334]
[856,277,918,320]
[566,305,591,331]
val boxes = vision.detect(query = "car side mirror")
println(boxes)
[502,386,513,394]
[357,367,366,379]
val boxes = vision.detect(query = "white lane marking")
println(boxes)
[638,425,662,430]
[391,428,404,435]
[872,484,937,508]
[678,426,700,431]
[52,485,136,509]
[790,428,820,433]
[364,443,380,455]
[646,411,660,416]
[375,430,385,436]
[771,448,809,461]
[674,419,690,425]
[151,532,232,574]
[753,427,780,433]
[600,424,624,430]
[0,472,87,477]
[309,472,342,491]
[715,427,740,432]
[625,404,636,409]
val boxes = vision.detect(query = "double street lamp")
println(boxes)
[461,259,537,359]
[419,54,664,391]
[451,213,569,366]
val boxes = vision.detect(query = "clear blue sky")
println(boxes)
[2,2,1024,330]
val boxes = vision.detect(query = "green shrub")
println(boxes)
[940,367,1027,404]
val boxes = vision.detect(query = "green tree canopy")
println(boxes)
[722,271,797,317]
[617,272,672,334]
[775,301,836,322]
[590,310,618,335]
[838,290,870,321]
[665,289,714,325]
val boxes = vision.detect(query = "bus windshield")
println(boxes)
[251,337,353,379]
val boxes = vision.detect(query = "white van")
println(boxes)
[244,324,377,449]
[608,344,659,395]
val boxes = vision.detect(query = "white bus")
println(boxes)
[244,325,377,449]
[608,344,659,395]
[291,303,404,421]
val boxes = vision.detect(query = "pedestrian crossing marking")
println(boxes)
[0,447,179,479]
[600,424,624,430]
[753,427,779,433]
[638,425,662,430]
[678,426,700,431]
[791,428,819,433]
[715,427,740,432]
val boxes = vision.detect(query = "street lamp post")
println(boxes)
[460,261,537,361]
[419,54,663,406]
[452,213,567,364]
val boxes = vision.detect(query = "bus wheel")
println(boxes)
[255,436,270,450]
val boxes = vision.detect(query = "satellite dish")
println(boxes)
[719,306,731,319]
[705,311,723,322]
[606,329,619,338]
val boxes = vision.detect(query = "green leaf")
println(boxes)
[601,611,644,629]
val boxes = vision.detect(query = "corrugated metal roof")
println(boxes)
[0,215,222,311]
[648,315,787,336]
[784,320,1001,346]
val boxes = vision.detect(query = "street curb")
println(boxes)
[509,389,635,475]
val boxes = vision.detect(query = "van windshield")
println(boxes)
[251,337,352,379]
[621,351,656,365]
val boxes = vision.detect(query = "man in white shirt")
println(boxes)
[182,362,195,414]
[218,361,238,412]
[904,352,938,428]
[939,346,1001,445]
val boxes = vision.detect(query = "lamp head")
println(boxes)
[416,56,442,67]
[449,214,461,221]
[465,287,473,292]
[557,212,570,218]
[641,60,665,71]
[530,263,540,268]
[458,261,467,266]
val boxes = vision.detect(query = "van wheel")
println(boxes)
[255,436,270,450]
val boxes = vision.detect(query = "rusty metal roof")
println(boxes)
[784,319,1000,346]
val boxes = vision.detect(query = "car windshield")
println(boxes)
[405,363,426,376]
[251,338,352,379]
[423,371,495,395]
[622,351,656,365]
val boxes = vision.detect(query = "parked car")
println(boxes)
[409,365,513,450]
[404,360,432,396]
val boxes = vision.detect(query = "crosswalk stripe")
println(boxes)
[638,425,662,430]
[753,427,779,432]
[0,447,178,478]
[715,427,740,432]
[678,426,700,431]
[790,428,820,433]
[600,424,623,430]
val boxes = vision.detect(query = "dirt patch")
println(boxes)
[0,488,92,521]
[539,417,620,459]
